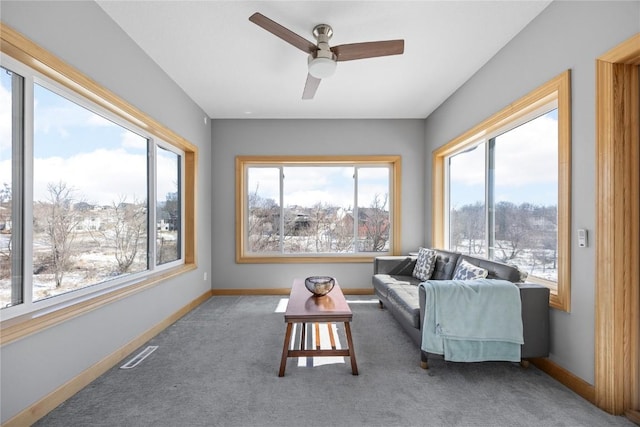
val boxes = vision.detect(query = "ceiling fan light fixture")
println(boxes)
[308,55,337,79]
[249,13,404,99]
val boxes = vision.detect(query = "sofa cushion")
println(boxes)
[387,284,421,329]
[431,250,461,280]
[372,274,421,299]
[452,259,489,280]
[374,256,416,275]
[412,247,437,280]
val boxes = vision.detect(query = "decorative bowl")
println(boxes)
[304,276,335,297]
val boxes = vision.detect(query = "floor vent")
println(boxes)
[120,346,158,369]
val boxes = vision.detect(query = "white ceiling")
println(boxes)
[96,1,552,119]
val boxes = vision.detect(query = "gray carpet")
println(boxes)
[36,296,634,427]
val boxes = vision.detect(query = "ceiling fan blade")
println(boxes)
[302,74,321,100]
[249,13,317,54]
[332,40,404,61]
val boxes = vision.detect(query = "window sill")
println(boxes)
[0,263,196,346]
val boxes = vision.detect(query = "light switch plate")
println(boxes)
[578,229,588,248]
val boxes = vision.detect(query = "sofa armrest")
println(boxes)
[516,282,550,357]
[418,280,550,358]
[373,256,417,275]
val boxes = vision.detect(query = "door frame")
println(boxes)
[595,33,640,416]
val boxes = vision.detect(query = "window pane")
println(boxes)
[247,167,280,253]
[493,110,558,281]
[32,83,148,301]
[282,166,354,254]
[357,167,390,252]
[449,142,486,256]
[240,157,399,260]
[0,66,21,309]
[156,146,181,265]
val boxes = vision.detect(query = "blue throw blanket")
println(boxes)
[420,279,523,362]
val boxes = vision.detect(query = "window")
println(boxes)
[236,156,401,263]
[156,145,182,265]
[449,141,486,257]
[30,83,153,302]
[433,71,571,311]
[0,25,196,328]
[448,110,559,279]
[1,66,23,308]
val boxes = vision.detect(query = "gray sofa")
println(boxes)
[372,249,550,368]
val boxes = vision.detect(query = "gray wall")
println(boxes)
[211,119,425,290]
[3,0,637,421]
[424,0,640,384]
[0,2,212,423]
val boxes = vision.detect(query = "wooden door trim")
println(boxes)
[595,33,640,415]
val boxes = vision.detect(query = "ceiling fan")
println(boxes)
[249,12,404,100]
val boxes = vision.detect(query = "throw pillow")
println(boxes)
[508,262,528,282]
[517,267,529,282]
[412,247,437,281]
[452,259,489,280]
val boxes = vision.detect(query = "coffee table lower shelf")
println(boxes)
[278,321,358,377]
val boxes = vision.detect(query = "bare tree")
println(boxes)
[300,202,335,252]
[360,193,389,252]
[157,190,179,265]
[529,205,558,275]
[450,202,485,255]
[247,184,280,252]
[162,191,179,231]
[329,207,355,253]
[106,196,147,273]
[494,201,534,262]
[0,183,10,224]
[43,182,81,288]
[0,183,11,280]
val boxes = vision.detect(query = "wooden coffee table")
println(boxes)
[278,278,358,376]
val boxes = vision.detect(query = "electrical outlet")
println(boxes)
[204,272,208,281]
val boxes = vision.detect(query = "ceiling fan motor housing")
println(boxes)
[313,23,333,42]
[308,24,337,79]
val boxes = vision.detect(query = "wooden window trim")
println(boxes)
[235,155,401,263]
[0,24,198,344]
[432,70,571,311]
[594,33,640,416]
